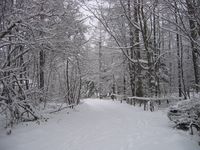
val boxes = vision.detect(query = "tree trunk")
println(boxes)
[174,2,182,97]
[39,50,45,89]
[98,23,103,99]
[66,59,70,104]
[128,0,136,96]
[39,5,45,90]
[180,35,187,99]
[134,0,143,97]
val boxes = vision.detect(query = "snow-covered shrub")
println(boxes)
[0,74,41,131]
[168,99,200,134]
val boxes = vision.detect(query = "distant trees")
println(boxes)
[82,0,200,98]
[185,0,200,92]
[163,0,200,96]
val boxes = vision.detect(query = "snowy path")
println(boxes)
[0,99,199,150]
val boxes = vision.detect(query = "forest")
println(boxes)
[0,0,200,149]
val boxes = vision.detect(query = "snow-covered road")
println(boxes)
[0,99,199,150]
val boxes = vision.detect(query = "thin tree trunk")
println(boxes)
[99,24,102,99]
[168,32,173,94]
[128,0,136,96]
[39,50,45,89]
[134,0,143,97]
[66,59,70,104]
[175,1,182,97]
[39,5,45,90]
[180,35,187,99]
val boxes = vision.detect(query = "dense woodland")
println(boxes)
[84,0,200,99]
[0,0,200,136]
[0,0,88,127]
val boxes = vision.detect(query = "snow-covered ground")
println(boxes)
[0,99,199,150]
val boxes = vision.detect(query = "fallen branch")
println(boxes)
[49,104,77,114]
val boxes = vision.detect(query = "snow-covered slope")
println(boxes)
[0,99,199,150]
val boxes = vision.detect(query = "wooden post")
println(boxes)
[150,100,154,112]
[130,98,133,105]
[144,101,147,111]
[133,98,136,106]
